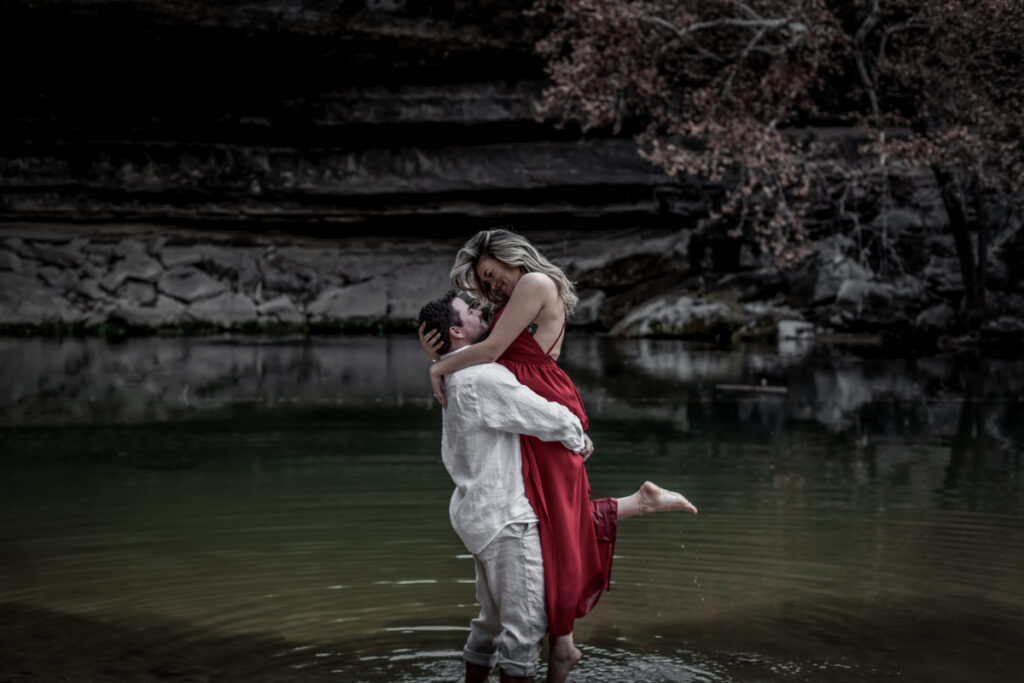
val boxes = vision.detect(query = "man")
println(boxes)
[417,291,592,683]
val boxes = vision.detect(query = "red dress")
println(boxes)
[494,307,618,640]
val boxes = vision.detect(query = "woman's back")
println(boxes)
[506,271,566,360]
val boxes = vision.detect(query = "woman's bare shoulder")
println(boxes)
[517,271,558,293]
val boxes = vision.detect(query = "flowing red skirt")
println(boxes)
[496,312,617,640]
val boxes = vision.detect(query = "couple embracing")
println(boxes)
[416,229,697,683]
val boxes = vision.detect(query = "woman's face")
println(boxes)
[475,255,522,299]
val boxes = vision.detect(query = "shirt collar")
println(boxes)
[441,345,471,360]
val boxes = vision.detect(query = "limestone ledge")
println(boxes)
[1,224,1022,355]
[0,227,457,335]
[0,225,702,337]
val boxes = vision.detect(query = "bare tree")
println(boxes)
[533,0,1023,311]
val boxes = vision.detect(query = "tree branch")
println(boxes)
[854,0,881,126]
[722,25,769,99]
[878,18,926,62]
[646,13,807,47]
[729,1,762,22]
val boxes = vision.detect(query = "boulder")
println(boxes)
[261,260,311,295]
[384,260,455,320]
[563,230,689,284]
[112,295,188,327]
[0,248,22,273]
[611,295,739,339]
[597,271,692,329]
[572,290,606,327]
[113,239,147,257]
[122,281,158,306]
[37,266,77,289]
[870,208,924,232]
[295,244,417,291]
[34,242,84,269]
[4,238,39,261]
[159,246,203,269]
[120,253,164,282]
[836,279,890,309]
[237,255,263,293]
[922,256,963,297]
[714,267,790,303]
[188,292,259,326]
[308,280,388,322]
[915,303,957,331]
[74,277,113,303]
[574,253,679,291]
[834,275,926,329]
[84,245,114,268]
[981,315,1024,353]
[196,245,256,277]
[811,236,873,303]
[101,253,164,292]
[256,295,306,325]
[0,272,85,325]
[158,266,229,303]
[734,303,806,342]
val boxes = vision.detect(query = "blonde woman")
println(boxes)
[420,229,696,683]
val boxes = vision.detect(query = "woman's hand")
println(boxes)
[418,322,443,362]
[576,435,594,462]
[430,364,448,409]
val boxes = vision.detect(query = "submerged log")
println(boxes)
[715,383,789,395]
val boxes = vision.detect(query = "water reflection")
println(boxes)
[1,336,1022,682]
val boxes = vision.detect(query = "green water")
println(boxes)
[1,336,1022,682]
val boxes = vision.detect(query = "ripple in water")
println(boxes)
[2,339,1023,682]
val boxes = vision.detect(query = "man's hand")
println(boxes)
[576,435,594,461]
[418,322,443,362]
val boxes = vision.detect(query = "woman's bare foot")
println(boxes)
[546,634,582,683]
[617,481,698,519]
[638,481,698,515]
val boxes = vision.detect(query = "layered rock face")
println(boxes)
[0,1,1021,352]
[0,0,685,230]
[0,225,690,334]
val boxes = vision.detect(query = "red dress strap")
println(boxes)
[544,316,567,356]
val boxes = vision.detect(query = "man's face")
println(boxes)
[452,297,488,344]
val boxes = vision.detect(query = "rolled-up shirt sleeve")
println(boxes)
[473,365,586,452]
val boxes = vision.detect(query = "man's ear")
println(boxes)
[449,325,464,341]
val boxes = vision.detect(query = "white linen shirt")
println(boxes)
[441,354,586,555]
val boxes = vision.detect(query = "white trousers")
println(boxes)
[462,521,547,677]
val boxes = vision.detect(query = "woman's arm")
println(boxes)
[430,273,553,407]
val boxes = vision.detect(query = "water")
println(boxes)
[1,336,1023,682]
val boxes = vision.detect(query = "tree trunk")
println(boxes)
[933,166,978,314]
[973,191,988,314]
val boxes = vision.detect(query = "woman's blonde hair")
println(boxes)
[450,228,578,313]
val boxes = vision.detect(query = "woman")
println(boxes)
[421,229,695,683]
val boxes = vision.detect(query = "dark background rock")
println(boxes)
[0,1,1020,354]
[0,0,687,233]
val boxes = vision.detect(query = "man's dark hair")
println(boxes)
[417,290,461,355]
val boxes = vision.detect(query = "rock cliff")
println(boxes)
[1,1,1020,353]
[1,0,685,230]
